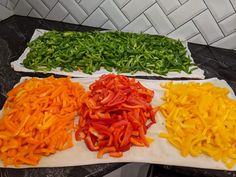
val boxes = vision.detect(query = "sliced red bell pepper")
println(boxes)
[76,74,158,158]
[109,151,123,158]
[84,135,99,151]
[97,146,116,158]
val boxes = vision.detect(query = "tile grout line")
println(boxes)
[211,31,236,46]
[78,2,90,16]
[27,7,33,16]
[156,2,175,29]
[99,6,119,30]
[202,0,226,37]
[143,26,158,34]
[187,32,201,41]
[217,12,236,24]
[120,1,156,31]
[44,1,59,19]
[13,0,20,9]
[13,0,20,10]
[59,2,83,24]
[23,0,43,19]
[40,0,50,10]
[99,19,109,28]
[61,12,70,22]
[120,0,132,9]
[112,0,130,23]
[143,13,159,33]
[25,0,49,18]
[80,0,106,24]
[229,0,236,12]
[1,1,13,11]
[192,18,209,44]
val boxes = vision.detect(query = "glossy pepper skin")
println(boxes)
[76,74,158,158]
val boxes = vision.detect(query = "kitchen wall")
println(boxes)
[0,0,14,21]
[1,0,236,49]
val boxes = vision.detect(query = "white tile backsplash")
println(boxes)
[113,0,130,8]
[230,0,236,10]
[212,32,236,49]
[0,0,8,6]
[59,0,87,24]
[100,0,129,29]
[219,14,236,36]
[26,0,49,18]
[123,14,151,33]
[102,20,117,30]
[14,0,31,16]
[28,9,41,18]
[63,14,77,24]
[144,27,158,35]
[188,34,207,45]
[168,0,207,28]
[193,10,224,44]
[168,21,198,40]
[0,3,14,20]
[122,0,155,21]
[1,0,236,49]
[41,0,57,10]
[156,0,180,15]
[79,0,103,15]
[144,3,174,35]
[46,2,68,21]
[204,0,234,22]
[179,0,189,4]
[82,8,108,27]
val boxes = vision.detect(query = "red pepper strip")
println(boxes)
[98,140,109,147]
[101,91,115,104]
[117,144,131,152]
[97,146,116,158]
[150,110,156,123]
[109,152,123,158]
[138,126,149,147]
[121,103,144,109]
[106,92,127,107]
[127,112,141,128]
[75,130,81,141]
[91,122,109,132]
[113,127,123,149]
[84,135,99,151]
[130,137,145,146]
[107,134,114,147]
[118,128,125,145]
[96,112,111,119]
[120,123,133,147]
[89,127,104,140]
[131,131,139,136]
[111,120,128,128]
[89,118,115,125]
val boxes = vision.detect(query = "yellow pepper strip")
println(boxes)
[160,82,236,169]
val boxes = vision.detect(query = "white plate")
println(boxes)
[0,77,235,170]
[11,29,205,79]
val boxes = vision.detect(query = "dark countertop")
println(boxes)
[0,15,236,177]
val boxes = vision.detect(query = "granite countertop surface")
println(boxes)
[0,15,236,177]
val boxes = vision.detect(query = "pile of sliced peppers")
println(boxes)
[75,74,157,158]
[23,31,196,75]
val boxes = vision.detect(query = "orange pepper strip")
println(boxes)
[0,76,85,166]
